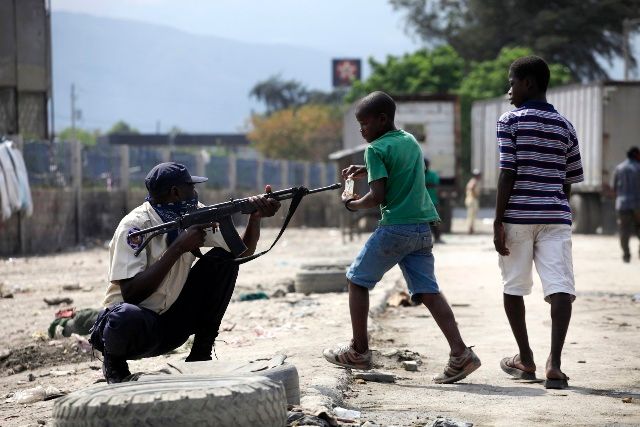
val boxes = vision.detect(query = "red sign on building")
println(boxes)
[332,59,361,88]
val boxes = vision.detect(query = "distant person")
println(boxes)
[465,169,482,234]
[89,162,280,383]
[612,146,640,263]
[323,91,481,384]
[424,158,444,243]
[494,56,583,389]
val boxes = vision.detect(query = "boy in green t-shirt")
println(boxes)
[323,91,480,384]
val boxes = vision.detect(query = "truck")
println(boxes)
[471,81,640,234]
[336,94,461,232]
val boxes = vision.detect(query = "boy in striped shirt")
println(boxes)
[493,56,583,389]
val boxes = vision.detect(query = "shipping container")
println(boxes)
[471,81,640,234]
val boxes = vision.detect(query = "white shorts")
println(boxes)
[498,223,576,302]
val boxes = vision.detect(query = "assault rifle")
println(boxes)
[129,183,342,260]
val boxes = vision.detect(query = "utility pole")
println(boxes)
[70,83,77,141]
[70,84,82,244]
[623,18,640,80]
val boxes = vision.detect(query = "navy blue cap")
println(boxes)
[144,162,207,193]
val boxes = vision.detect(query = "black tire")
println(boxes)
[231,362,300,406]
[295,269,347,294]
[148,361,300,406]
[52,375,287,427]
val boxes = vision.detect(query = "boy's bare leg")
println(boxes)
[546,292,572,379]
[503,294,536,371]
[348,281,370,353]
[419,293,466,356]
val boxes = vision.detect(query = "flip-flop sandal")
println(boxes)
[500,355,537,380]
[544,375,569,389]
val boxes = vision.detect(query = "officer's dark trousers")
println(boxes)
[90,248,239,360]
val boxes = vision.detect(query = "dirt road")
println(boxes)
[0,223,638,426]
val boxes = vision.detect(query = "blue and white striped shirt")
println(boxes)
[498,101,584,225]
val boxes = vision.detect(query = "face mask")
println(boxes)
[147,196,199,246]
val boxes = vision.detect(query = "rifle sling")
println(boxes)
[231,187,306,264]
[196,187,307,264]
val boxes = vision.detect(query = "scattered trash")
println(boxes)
[271,289,287,298]
[254,326,275,339]
[220,322,236,332]
[361,421,380,427]
[27,373,36,382]
[381,348,398,357]
[396,349,423,365]
[61,283,82,291]
[72,334,92,353]
[353,371,395,383]
[43,297,73,306]
[619,322,630,327]
[622,397,638,404]
[402,361,418,371]
[451,303,471,307]
[287,411,334,427]
[333,406,361,420]
[431,416,473,427]
[1,289,14,299]
[387,291,413,307]
[355,378,366,385]
[48,308,100,338]
[50,369,75,376]
[5,385,64,404]
[0,348,11,361]
[578,360,586,363]
[239,292,269,302]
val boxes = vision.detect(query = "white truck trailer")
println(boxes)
[471,81,640,234]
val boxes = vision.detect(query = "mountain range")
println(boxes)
[52,12,335,133]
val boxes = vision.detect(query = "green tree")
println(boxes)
[390,0,640,79]
[58,127,101,146]
[346,45,465,102]
[250,75,345,114]
[248,104,342,161]
[458,47,572,100]
[249,75,310,114]
[108,120,139,135]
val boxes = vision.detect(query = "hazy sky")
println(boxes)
[52,0,639,80]
[51,0,423,60]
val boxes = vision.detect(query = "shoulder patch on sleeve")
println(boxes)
[126,227,143,250]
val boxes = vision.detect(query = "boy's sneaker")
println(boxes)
[323,341,372,370]
[433,347,481,384]
[102,353,131,384]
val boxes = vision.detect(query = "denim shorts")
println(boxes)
[346,223,439,299]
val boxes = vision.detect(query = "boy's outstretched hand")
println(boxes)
[341,191,360,203]
[342,165,367,180]
[493,221,510,256]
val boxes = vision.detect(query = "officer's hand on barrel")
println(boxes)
[249,185,281,219]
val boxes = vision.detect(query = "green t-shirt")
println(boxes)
[365,129,440,225]
[424,170,440,206]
